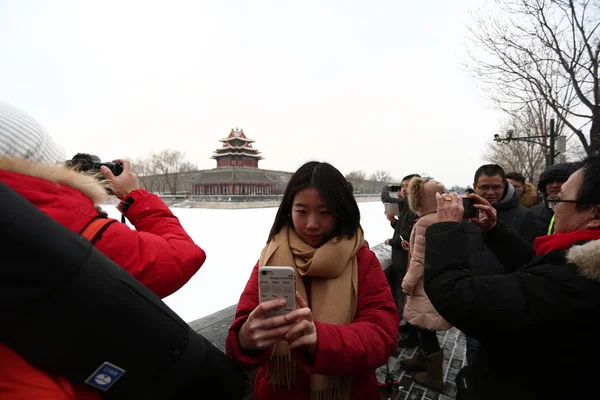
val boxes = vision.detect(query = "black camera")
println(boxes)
[65,153,123,177]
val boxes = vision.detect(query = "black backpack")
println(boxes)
[0,181,246,399]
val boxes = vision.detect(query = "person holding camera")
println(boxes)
[0,101,207,398]
[226,161,399,400]
[460,164,541,368]
[422,155,600,399]
[0,110,205,299]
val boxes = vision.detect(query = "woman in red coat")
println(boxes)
[226,161,399,400]
[0,101,206,399]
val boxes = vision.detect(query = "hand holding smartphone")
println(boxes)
[462,197,478,219]
[259,266,296,318]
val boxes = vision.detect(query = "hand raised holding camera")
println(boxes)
[436,192,497,232]
[469,193,497,232]
[101,159,139,199]
[436,192,464,223]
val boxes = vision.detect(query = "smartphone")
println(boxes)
[258,266,296,318]
[462,197,478,219]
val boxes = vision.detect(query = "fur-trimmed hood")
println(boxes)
[520,183,539,208]
[0,156,108,205]
[408,177,445,217]
[568,239,600,282]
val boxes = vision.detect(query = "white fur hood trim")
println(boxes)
[568,239,600,282]
[0,156,109,205]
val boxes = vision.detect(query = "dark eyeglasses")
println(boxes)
[476,184,504,192]
[546,195,589,210]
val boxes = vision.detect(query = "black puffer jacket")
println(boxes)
[494,184,540,242]
[424,221,600,400]
[530,203,554,235]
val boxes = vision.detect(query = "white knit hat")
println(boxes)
[0,101,65,164]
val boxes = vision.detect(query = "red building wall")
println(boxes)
[216,158,259,168]
[192,182,274,195]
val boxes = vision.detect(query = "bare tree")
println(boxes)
[486,134,546,185]
[486,100,568,183]
[467,0,600,156]
[345,170,367,181]
[369,170,394,183]
[151,149,190,195]
[566,139,588,160]
[344,170,367,194]
[130,158,158,193]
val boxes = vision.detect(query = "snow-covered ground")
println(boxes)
[102,201,391,322]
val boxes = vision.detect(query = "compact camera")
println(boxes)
[65,153,123,177]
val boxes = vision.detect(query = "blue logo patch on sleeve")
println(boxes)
[85,362,126,391]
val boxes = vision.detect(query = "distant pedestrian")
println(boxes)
[506,171,539,208]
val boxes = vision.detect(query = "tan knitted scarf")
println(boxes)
[259,225,364,400]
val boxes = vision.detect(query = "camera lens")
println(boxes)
[261,270,267,276]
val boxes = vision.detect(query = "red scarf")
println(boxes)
[534,230,600,256]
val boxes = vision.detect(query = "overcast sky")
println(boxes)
[0,0,504,186]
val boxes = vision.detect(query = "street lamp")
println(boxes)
[493,118,562,167]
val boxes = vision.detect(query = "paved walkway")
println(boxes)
[192,306,466,400]
[376,328,466,400]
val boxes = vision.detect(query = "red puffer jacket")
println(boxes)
[226,245,399,400]
[0,158,206,399]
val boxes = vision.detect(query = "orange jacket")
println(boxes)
[0,345,100,399]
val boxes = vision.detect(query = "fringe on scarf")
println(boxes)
[268,350,353,400]
[310,376,353,400]
[267,350,296,390]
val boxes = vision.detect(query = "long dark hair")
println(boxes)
[268,161,360,242]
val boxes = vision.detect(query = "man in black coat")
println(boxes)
[472,164,540,244]
[460,165,542,365]
[384,174,420,346]
[423,155,600,400]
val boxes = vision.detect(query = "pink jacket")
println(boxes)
[402,179,451,331]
